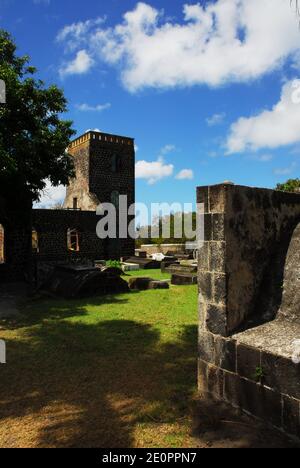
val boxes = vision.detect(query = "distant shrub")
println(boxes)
[106,260,122,269]
[276,178,300,193]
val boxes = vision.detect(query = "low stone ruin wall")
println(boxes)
[141,244,186,256]
[0,197,32,283]
[33,209,106,264]
[197,184,300,439]
[0,203,135,284]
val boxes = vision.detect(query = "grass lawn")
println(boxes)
[126,269,172,281]
[0,270,199,448]
[0,269,297,449]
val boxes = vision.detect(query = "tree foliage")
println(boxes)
[276,178,300,193]
[136,212,197,248]
[0,29,75,202]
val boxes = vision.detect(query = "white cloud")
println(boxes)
[176,169,194,180]
[34,181,66,208]
[135,158,174,184]
[206,113,226,127]
[160,144,177,155]
[85,128,102,133]
[57,17,106,51]
[226,80,300,153]
[76,102,111,112]
[59,50,94,77]
[274,162,297,176]
[257,154,273,162]
[57,1,300,92]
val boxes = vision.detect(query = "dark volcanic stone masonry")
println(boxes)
[128,277,169,291]
[0,131,135,283]
[42,264,129,298]
[171,274,197,285]
[197,183,300,440]
[65,131,135,212]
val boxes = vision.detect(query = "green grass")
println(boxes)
[0,270,198,448]
[125,268,171,281]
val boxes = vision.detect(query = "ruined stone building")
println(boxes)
[0,131,135,283]
[197,183,300,440]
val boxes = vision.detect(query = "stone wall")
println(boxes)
[0,196,32,283]
[0,205,135,284]
[63,131,135,264]
[32,209,104,263]
[64,131,135,211]
[89,132,135,209]
[0,131,136,284]
[198,184,300,439]
[64,136,96,211]
[140,244,186,256]
[197,184,300,336]
[32,209,134,263]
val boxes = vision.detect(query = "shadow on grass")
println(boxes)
[1,293,293,448]
[0,303,198,448]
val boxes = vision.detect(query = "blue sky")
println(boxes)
[1,0,300,208]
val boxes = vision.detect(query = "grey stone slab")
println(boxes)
[233,320,300,360]
[171,274,197,285]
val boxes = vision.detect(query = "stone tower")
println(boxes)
[64,130,135,212]
[64,130,135,259]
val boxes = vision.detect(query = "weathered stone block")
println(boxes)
[171,274,197,285]
[161,260,179,273]
[223,371,240,408]
[207,364,224,399]
[198,242,209,271]
[148,281,170,290]
[198,271,213,302]
[262,352,300,400]
[215,336,236,373]
[205,303,227,336]
[282,396,300,438]
[209,185,226,213]
[237,344,261,382]
[224,373,282,428]
[128,277,169,291]
[212,213,225,241]
[165,264,196,276]
[198,184,300,333]
[197,184,300,439]
[197,186,209,213]
[213,273,227,305]
[279,223,300,321]
[198,297,206,327]
[203,214,212,241]
[210,242,226,273]
[198,359,208,395]
[239,381,282,428]
[42,265,129,298]
[126,257,161,269]
[198,330,215,364]
[128,277,153,290]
